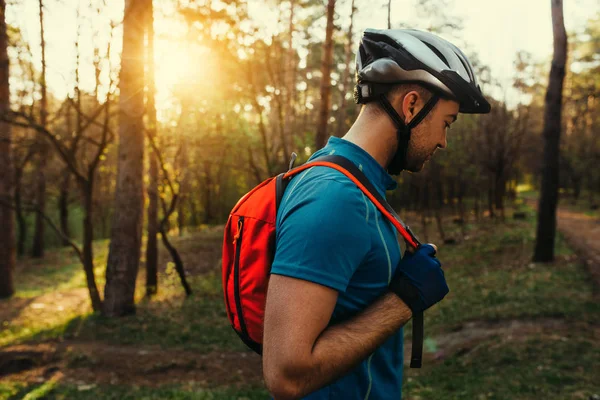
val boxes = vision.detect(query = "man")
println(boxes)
[263,28,491,399]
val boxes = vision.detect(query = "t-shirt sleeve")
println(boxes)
[270,173,371,292]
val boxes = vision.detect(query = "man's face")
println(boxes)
[404,98,460,172]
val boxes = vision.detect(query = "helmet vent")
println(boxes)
[422,41,450,68]
[455,54,474,83]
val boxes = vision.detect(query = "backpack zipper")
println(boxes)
[233,216,249,337]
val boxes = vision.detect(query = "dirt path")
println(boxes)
[0,341,263,388]
[555,208,600,296]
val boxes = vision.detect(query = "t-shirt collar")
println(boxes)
[309,137,398,193]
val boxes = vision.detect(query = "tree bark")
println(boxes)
[315,0,336,150]
[534,0,567,262]
[159,225,192,297]
[58,172,71,246]
[0,0,15,298]
[335,0,355,138]
[494,170,505,220]
[176,140,189,236]
[203,161,213,224]
[282,0,295,158]
[145,0,158,297]
[14,159,27,257]
[80,180,102,311]
[189,197,198,227]
[104,0,146,316]
[31,0,48,258]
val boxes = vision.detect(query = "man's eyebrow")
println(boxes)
[447,114,457,123]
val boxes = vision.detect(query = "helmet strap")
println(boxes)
[378,95,439,174]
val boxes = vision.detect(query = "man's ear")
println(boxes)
[401,91,421,124]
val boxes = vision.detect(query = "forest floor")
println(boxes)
[0,199,599,399]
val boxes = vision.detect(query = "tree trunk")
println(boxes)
[177,199,186,235]
[335,0,355,138]
[487,179,495,218]
[282,0,295,157]
[203,161,213,224]
[31,150,47,257]
[81,181,102,312]
[145,0,158,297]
[494,171,505,220]
[0,0,15,298]
[315,0,336,150]
[534,0,567,262]
[572,176,581,202]
[146,151,159,297]
[58,172,71,246]
[189,197,198,227]
[14,168,26,257]
[31,0,49,258]
[387,0,392,29]
[159,225,191,296]
[176,141,189,236]
[104,0,146,316]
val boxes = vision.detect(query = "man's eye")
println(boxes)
[445,122,452,130]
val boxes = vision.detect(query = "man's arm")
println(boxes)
[262,274,412,400]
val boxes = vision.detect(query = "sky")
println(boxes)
[6,0,600,113]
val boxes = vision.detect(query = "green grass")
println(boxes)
[516,188,600,218]
[419,210,599,334]
[50,272,246,352]
[14,239,110,298]
[2,268,245,352]
[404,331,600,399]
[0,382,268,400]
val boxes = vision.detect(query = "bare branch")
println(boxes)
[2,110,87,182]
[146,128,176,195]
[0,198,84,264]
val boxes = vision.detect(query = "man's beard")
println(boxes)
[404,141,431,172]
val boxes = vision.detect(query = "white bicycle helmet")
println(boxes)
[353,28,491,173]
[355,28,490,113]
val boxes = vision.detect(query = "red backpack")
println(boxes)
[221,155,425,367]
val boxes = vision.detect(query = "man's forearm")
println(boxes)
[284,292,412,398]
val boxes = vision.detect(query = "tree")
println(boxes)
[335,0,356,138]
[2,1,120,310]
[145,0,158,297]
[31,0,49,258]
[0,0,15,299]
[534,0,568,262]
[147,134,192,296]
[315,0,336,150]
[104,0,146,316]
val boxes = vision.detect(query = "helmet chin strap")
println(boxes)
[378,95,440,175]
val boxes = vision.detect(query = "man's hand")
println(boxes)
[388,243,449,313]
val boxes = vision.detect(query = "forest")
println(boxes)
[0,0,598,398]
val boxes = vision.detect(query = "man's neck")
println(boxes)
[341,110,398,171]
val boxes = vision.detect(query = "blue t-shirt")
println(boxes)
[271,137,404,399]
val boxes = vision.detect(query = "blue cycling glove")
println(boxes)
[389,244,449,313]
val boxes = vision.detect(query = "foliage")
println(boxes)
[0,382,269,400]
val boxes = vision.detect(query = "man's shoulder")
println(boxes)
[282,165,365,208]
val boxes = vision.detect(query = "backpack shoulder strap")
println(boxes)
[283,154,420,249]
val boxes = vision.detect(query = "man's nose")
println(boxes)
[439,136,447,149]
